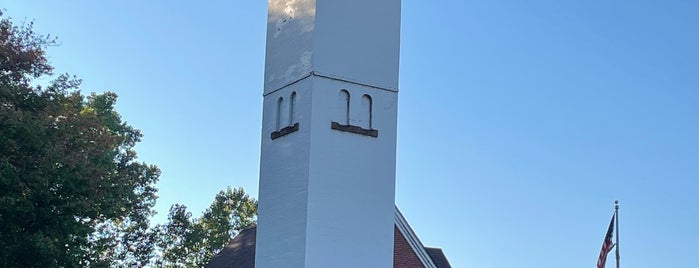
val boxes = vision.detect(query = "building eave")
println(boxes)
[394,206,438,268]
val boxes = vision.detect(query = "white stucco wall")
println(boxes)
[264,0,316,94]
[256,80,312,268]
[314,0,401,90]
[264,0,401,94]
[304,76,398,268]
[257,76,398,268]
[256,0,401,267]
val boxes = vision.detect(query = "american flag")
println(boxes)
[597,215,616,268]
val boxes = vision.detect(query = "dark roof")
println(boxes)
[425,247,452,268]
[205,227,257,268]
[205,225,451,268]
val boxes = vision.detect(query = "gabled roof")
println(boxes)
[394,207,441,268]
[205,208,451,268]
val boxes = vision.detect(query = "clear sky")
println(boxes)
[4,1,698,267]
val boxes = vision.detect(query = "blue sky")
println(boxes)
[4,1,699,267]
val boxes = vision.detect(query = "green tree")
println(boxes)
[0,11,159,267]
[155,187,257,267]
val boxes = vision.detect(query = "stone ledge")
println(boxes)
[271,123,299,140]
[331,121,378,138]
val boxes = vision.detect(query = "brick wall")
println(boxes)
[393,226,425,268]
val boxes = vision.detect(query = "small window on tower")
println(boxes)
[271,93,299,140]
[360,94,372,129]
[330,90,378,138]
[337,90,350,125]
[289,91,297,126]
[276,97,284,131]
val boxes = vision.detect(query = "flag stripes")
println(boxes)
[597,214,616,268]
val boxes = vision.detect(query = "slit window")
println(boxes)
[360,94,373,129]
[289,91,297,126]
[338,90,350,125]
[276,97,284,130]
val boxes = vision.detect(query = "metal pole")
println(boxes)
[615,200,620,268]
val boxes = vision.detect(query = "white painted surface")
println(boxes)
[264,0,401,94]
[264,0,316,94]
[256,0,401,267]
[305,77,398,268]
[314,0,401,90]
[256,79,312,268]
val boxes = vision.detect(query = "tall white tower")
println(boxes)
[255,0,401,267]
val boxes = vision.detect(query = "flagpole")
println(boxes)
[615,200,620,268]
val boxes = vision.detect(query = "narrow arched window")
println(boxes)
[276,97,284,130]
[289,91,297,126]
[337,90,350,125]
[360,94,373,129]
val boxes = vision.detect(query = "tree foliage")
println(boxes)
[0,10,159,267]
[0,11,258,267]
[155,187,258,267]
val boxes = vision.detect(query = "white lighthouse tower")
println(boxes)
[255,0,401,267]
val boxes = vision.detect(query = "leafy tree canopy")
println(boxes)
[155,187,258,267]
[0,10,159,267]
[0,10,258,267]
